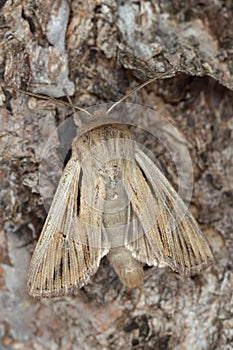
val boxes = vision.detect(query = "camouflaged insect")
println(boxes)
[27,113,213,298]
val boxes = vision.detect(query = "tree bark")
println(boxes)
[0,1,232,349]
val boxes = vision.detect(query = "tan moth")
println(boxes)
[26,81,213,298]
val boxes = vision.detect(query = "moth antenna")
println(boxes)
[16,88,92,118]
[106,76,157,116]
[62,88,85,127]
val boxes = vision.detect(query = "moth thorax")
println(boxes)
[107,247,144,288]
[72,123,134,160]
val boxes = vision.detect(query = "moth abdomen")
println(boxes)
[107,247,144,288]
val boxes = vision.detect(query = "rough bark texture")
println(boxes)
[0,1,232,349]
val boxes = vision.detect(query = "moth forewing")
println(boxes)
[27,155,80,297]
[27,150,107,298]
[125,147,213,276]
[124,204,159,267]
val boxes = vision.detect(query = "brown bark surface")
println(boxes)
[0,1,232,349]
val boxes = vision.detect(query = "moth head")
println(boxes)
[71,120,133,160]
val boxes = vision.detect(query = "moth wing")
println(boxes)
[125,205,158,266]
[123,149,213,276]
[27,155,108,297]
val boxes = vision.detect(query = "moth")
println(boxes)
[26,85,213,298]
